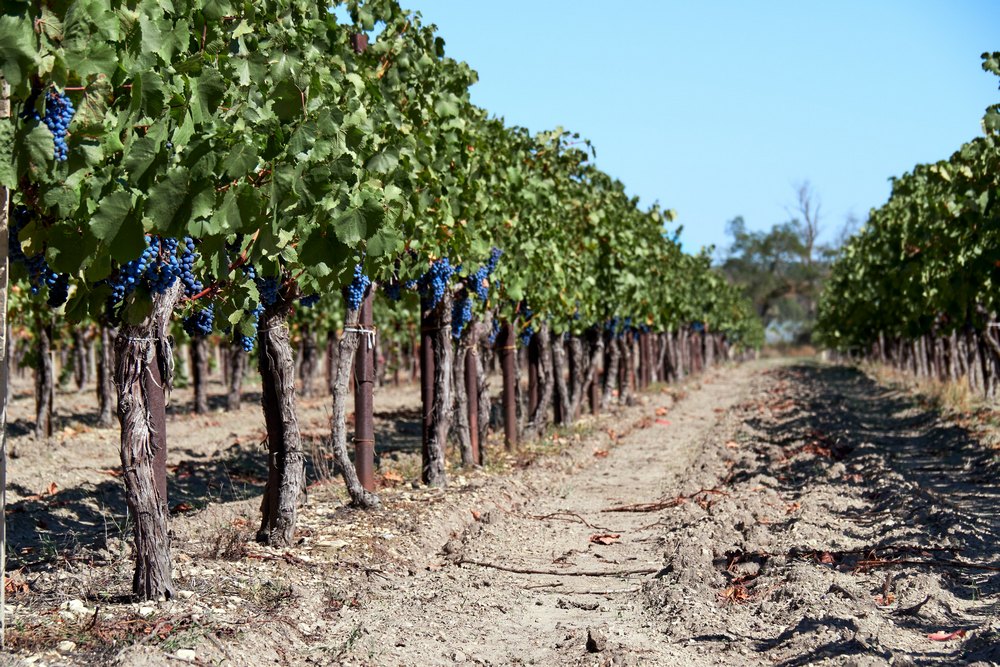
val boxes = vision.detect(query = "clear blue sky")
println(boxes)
[405,1,999,254]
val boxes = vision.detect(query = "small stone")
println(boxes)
[175,648,197,662]
[138,606,155,617]
[57,641,76,653]
[586,627,607,653]
[452,650,467,663]
[177,590,195,600]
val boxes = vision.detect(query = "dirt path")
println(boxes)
[326,364,760,666]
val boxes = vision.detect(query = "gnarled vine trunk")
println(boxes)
[226,344,246,412]
[190,335,209,414]
[72,327,90,391]
[256,300,306,547]
[421,291,454,486]
[299,324,318,398]
[551,331,571,426]
[525,323,553,440]
[34,316,53,440]
[96,324,115,428]
[328,305,379,508]
[601,331,620,409]
[115,285,179,600]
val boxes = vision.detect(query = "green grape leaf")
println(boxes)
[0,15,39,90]
[91,191,135,242]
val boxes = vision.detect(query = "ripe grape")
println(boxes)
[299,294,320,308]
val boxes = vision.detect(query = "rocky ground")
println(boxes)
[1,359,998,666]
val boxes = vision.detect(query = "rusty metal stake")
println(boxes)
[500,322,517,450]
[354,286,375,492]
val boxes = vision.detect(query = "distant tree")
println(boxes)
[720,182,835,344]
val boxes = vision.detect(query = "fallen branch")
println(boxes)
[528,511,617,532]
[457,557,660,577]
[603,488,729,513]
[537,587,639,595]
[856,558,1000,573]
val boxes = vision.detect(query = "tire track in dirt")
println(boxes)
[339,363,762,666]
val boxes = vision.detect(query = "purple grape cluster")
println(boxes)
[519,325,535,347]
[299,294,320,308]
[9,206,69,306]
[461,247,501,303]
[236,304,265,352]
[108,236,177,303]
[256,276,280,307]
[488,317,501,345]
[384,281,403,301]
[23,89,75,162]
[179,237,202,296]
[451,291,473,339]
[519,302,535,346]
[345,264,371,311]
[418,258,455,309]
[183,305,215,337]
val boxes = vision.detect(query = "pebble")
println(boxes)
[138,606,156,617]
[586,627,607,653]
[452,650,467,662]
[175,648,197,662]
[57,640,76,653]
[177,590,195,599]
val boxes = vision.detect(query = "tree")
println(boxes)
[720,184,832,344]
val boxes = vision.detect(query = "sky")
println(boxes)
[404,1,1000,255]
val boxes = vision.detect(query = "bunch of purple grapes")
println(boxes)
[345,264,371,310]
[256,276,280,307]
[299,294,320,308]
[519,302,535,346]
[236,305,265,352]
[23,89,75,162]
[179,237,202,296]
[9,206,70,306]
[418,258,455,309]
[108,236,199,304]
[384,277,418,302]
[183,305,215,337]
[464,247,502,303]
[451,290,473,339]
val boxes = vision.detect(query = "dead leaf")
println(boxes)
[471,510,482,521]
[381,470,404,484]
[927,630,966,641]
[724,440,740,449]
[99,468,124,477]
[171,502,195,513]
[655,406,669,416]
[593,449,609,458]
[655,418,671,426]
[589,533,621,546]
[45,482,57,496]
[819,552,835,565]
[4,572,28,596]
[719,584,752,604]
[874,593,896,606]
